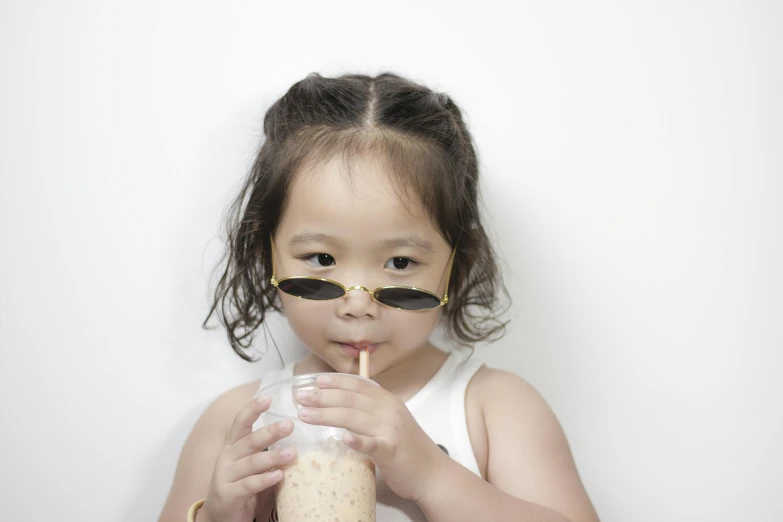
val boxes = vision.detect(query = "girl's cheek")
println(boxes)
[280,299,329,335]
[388,312,440,343]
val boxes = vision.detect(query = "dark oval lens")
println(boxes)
[374,287,441,310]
[278,278,344,300]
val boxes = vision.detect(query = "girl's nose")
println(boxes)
[336,285,379,319]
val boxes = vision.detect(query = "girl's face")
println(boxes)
[272,155,453,376]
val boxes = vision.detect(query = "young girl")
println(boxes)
[158,72,599,522]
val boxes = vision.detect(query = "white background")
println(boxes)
[1,1,781,521]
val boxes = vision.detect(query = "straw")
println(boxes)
[359,348,369,378]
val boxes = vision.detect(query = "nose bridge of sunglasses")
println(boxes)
[344,284,374,295]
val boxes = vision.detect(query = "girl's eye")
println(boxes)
[301,253,335,267]
[385,257,416,271]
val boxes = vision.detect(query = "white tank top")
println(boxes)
[254,348,485,522]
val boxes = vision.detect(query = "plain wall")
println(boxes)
[1,1,781,520]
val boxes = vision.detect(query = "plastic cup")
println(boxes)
[255,373,377,522]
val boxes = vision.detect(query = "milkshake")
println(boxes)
[253,373,379,522]
[275,437,375,522]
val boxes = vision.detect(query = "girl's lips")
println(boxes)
[338,342,380,358]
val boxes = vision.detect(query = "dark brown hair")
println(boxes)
[204,72,510,361]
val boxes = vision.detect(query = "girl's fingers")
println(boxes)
[230,418,294,460]
[231,469,285,497]
[342,431,380,456]
[298,406,380,436]
[295,388,375,412]
[226,395,271,446]
[227,447,297,482]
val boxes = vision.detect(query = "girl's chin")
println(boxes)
[329,353,363,375]
[323,355,372,376]
[302,351,356,375]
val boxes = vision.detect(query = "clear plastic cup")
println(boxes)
[254,373,377,522]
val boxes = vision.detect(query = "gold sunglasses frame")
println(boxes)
[269,235,457,312]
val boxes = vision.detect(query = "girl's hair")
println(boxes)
[204,72,511,361]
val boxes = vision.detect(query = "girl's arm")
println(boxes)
[418,368,600,522]
[157,381,272,522]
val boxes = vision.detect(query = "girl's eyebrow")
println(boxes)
[381,236,435,253]
[289,232,434,253]
[289,232,342,246]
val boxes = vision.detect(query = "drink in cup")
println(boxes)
[254,373,377,522]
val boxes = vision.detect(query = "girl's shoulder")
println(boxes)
[464,366,544,478]
[221,378,263,402]
[467,366,544,409]
[467,366,555,436]
[216,378,263,408]
[204,379,263,437]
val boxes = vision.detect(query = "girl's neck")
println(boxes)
[295,342,448,402]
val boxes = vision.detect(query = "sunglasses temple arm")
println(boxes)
[269,234,277,285]
[442,246,458,305]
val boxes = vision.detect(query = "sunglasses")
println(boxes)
[269,235,456,311]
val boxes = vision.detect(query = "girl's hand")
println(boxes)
[295,375,450,503]
[200,396,296,522]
